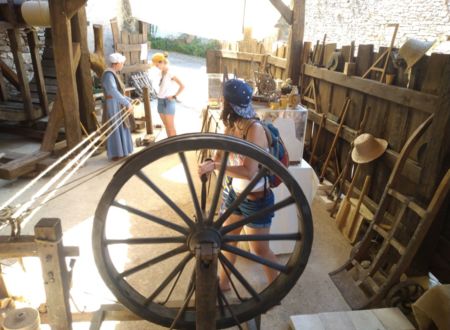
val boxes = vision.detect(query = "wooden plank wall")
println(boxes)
[301,41,450,280]
[110,19,152,80]
[206,47,288,81]
[207,29,288,80]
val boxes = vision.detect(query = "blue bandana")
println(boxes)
[223,79,255,119]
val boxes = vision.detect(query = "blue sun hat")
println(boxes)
[223,79,255,119]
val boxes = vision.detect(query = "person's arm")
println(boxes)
[167,75,184,100]
[103,73,132,111]
[198,123,267,179]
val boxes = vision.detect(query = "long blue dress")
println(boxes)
[102,70,134,159]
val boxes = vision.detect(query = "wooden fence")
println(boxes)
[207,29,289,81]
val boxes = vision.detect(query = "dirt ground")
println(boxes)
[0,52,351,329]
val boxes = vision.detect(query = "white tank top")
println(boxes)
[230,149,270,194]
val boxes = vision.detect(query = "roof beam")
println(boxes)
[269,0,293,25]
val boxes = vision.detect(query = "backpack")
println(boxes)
[244,119,290,188]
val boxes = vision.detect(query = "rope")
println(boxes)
[17,112,133,229]
[0,104,128,212]
[12,110,133,230]
[1,100,138,236]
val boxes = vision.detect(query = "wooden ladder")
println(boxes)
[329,115,450,309]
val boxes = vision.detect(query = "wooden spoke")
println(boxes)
[179,152,203,222]
[105,236,186,245]
[207,152,229,223]
[218,287,244,330]
[220,196,295,235]
[118,245,187,279]
[223,232,301,242]
[221,244,288,273]
[136,170,195,229]
[112,201,188,235]
[169,283,195,330]
[145,253,193,305]
[219,254,260,301]
[215,168,267,228]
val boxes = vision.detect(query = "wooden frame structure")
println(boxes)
[0,0,95,180]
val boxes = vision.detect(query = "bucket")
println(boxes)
[21,1,51,27]
[2,308,40,330]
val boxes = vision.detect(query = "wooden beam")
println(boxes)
[269,0,293,25]
[71,7,96,132]
[72,42,81,73]
[64,0,87,19]
[217,50,264,63]
[307,109,423,183]
[49,0,82,148]
[418,57,450,199]
[0,68,7,101]
[0,59,20,90]
[0,150,50,180]
[41,93,65,152]
[90,24,107,78]
[116,42,150,52]
[27,29,49,116]
[304,64,438,113]
[35,218,73,330]
[287,0,305,84]
[120,63,153,74]
[0,235,79,258]
[7,28,34,120]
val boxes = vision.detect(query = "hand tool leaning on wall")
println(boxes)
[0,99,140,238]
[319,97,351,183]
[329,106,370,216]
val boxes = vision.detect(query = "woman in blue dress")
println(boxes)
[102,53,134,161]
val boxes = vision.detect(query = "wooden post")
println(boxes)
[71,7,96,132]
[90,24,107,78]
[35,218,72,330]
[7,28,34,120]
[287,0,305,85]
[418,58,450,199]
[48,0,82,149]
[195,243,218,330]
[41,94,65,152]
[143,86,153,135]
[0,68,7,101]
[27,29,49,116]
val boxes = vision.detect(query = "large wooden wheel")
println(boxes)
[93,133,313,329]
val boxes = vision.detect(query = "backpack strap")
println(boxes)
[242,119,259,140]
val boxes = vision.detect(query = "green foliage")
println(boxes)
[149,35,221,58]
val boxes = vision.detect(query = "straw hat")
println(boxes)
[351,133,388,164]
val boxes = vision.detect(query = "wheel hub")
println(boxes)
[187,227,222,253]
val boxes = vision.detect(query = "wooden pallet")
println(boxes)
[329,115,450,309]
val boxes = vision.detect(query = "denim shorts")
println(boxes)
[223,188,274,228]
[157,98,176,115]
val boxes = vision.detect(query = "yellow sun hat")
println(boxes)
[151,52,167,64]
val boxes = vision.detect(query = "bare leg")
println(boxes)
[245,226,279,284]
[219,213,243,291]
[159,113,176,137]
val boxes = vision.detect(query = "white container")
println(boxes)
[254,104,308,164]
[2,308,40,330]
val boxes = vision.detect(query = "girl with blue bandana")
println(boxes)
[198,79,278,290]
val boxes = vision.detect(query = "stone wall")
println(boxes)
[304,0,450,49]
[0,29,45,94]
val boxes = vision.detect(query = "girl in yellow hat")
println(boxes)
[151,53,184,137]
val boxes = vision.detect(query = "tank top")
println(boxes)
[230,121,270,193]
